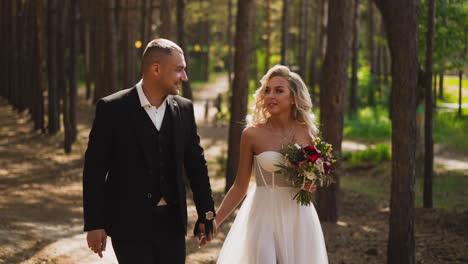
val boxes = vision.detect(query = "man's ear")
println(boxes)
[152,63,161,75]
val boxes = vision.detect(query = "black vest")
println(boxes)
[144,104,178,206]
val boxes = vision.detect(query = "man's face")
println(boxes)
[158,52,188,96]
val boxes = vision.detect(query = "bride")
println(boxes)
[214,65,328,263]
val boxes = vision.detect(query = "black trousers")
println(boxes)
[111,206,186,264]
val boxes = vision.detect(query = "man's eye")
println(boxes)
[276,90,283,93]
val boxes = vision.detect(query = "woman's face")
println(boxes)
[263,76,295,116]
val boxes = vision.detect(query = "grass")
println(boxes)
[342,143,391,166]
[433,110,468,150]
[344,106,391,143]
[343,106,468,150]
[436,75,468,105]
[341,162,468,211]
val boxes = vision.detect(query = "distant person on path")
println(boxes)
[82,38,216,264]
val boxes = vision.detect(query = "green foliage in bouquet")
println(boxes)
[275,138,336,206]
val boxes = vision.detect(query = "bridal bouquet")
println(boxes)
[275,137,336,206]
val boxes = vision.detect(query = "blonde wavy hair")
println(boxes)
[247,65,319,140]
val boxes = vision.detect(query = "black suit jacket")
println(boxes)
[82,87,214,241]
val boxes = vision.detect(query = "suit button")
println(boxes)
[147,193,152,199]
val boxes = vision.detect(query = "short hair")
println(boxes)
[142,39,184,70]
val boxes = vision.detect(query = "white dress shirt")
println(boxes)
[136,80,168,131]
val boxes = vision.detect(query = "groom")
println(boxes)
[82,39,215,264]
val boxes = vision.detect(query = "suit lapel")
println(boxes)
[167,96,183,159]
[130,88,154,172]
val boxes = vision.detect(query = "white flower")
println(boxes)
[294,144,301,149]
[315,158,325,174]
[305,171,317,181]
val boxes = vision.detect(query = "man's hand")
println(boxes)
[87,229,107,258]
[195,220,217,247]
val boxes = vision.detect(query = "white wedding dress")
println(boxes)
[217,151,328,264]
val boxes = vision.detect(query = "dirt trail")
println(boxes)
[1,75,467,264]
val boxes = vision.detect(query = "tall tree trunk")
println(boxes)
[264,0,272,72]
[374,0,419,263]
[106,0,118,93]
[383,45,389,86]
[349,0,360,117]
[368,0,376,106]
[225,0,254,193]
[1,0,11,100]
[316,0,353,222]
[146,0,154,41]
[121,0,131,88]
[32,0,45,132]
[423,0,435,209]
[161,0,172,39]
[140,0,149,45]
[298,0,308,79]
[128,0,139,85]
[458,70,463,116]
[69,0,78,143]
[251,4,258,83]
[227,0,234,90]
[177,0,193,100]
[280,0,290,65]
[309,0,322,105]
[47,0,60,134]
[58,0,72,153]
[83,10,92,99]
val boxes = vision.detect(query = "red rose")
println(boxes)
[302,146,321,163]
[323,161,332,173]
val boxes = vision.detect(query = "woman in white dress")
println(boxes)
[214,65,328,264]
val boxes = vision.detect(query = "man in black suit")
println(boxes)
[83,39,216,264]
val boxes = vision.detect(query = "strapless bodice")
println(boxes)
[254,151,293,188]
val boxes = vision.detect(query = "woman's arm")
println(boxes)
[215,127,255,227]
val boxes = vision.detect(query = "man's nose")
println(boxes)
[181,70,188,82]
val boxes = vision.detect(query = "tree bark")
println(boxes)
[459,70,463,116]
[309,0,322,105]
[107,0,118,94]
[349,0,360,117]
[227,0,234,91]
[368,0,376,106]
[47,0,60,134]
[140,0,149,45]
[423,0,435,209]
[161,0,172,39]
[280,0,290,65]
[32,0,45,132]
[373,0,419,263]
[264,0,272,72]
[225,0,254,193]
[298,0,308,79]
[177,0,193,100]
[57,0,72,153]
[316,0,353,222]
[69,0,78,143]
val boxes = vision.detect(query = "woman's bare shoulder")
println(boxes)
[242,124,267,140]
